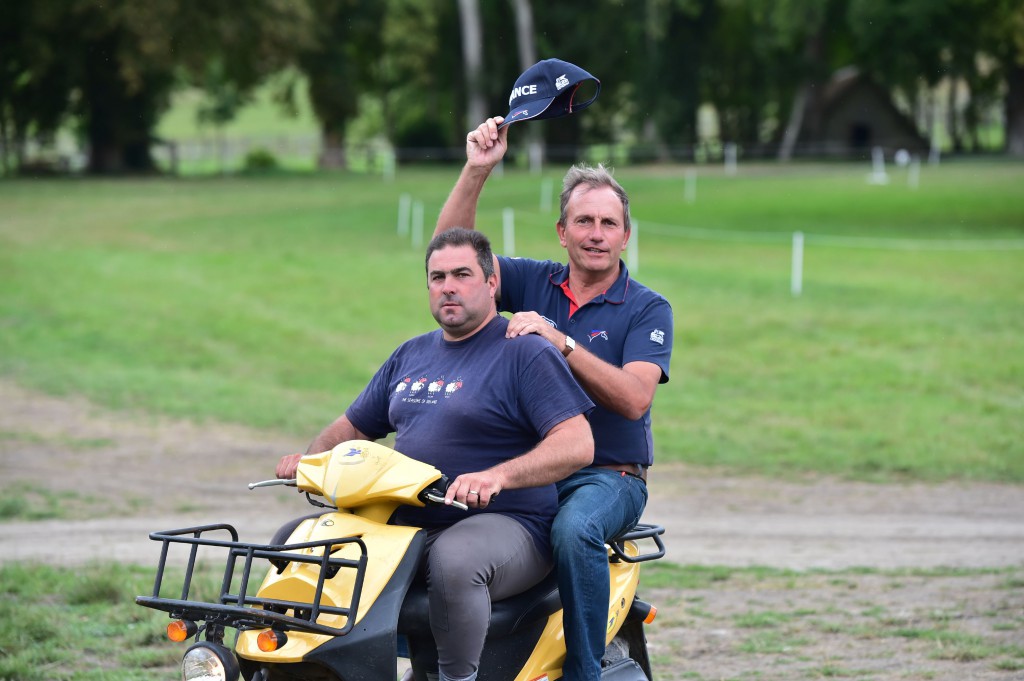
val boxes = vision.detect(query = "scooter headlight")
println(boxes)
[181,641,240,681]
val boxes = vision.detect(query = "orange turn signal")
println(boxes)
[257,629,288,652]
[167,619,198,642]
[643,605,658,624]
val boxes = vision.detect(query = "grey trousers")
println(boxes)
[424,513,551,681]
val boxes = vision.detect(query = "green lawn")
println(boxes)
[1,160,1022,482]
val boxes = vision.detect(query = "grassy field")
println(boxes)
[2,561,1021,681]
[1,160,1022,482]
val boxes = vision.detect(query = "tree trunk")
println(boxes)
[457,0,486,133]
[509,0,543,171]
[0,114,9,176]
[319,128,346,170]
[778,87,808,161]
[947,75,963,154]
[82,36,159,174]
[778,30,826,161]
[1006,63,1024,156]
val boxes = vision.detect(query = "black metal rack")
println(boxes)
[608,523,666,563]
[135,523,368,637]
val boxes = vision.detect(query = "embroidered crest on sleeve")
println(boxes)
[650,329,665,345]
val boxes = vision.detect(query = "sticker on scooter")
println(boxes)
[336,446,366,465]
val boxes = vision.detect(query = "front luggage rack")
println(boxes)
[135,523,367,637]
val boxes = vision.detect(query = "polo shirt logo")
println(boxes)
[588,330,609,342]
[541,315,557,328]
[650,329,665,345]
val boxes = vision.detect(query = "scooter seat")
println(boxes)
[397,571,561,638]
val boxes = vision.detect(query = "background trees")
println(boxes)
[1,0,312,173]
[1,0,1021,175]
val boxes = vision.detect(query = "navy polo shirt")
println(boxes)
[496,257,673,467]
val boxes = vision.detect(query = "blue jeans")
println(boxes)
[552,468,648,681]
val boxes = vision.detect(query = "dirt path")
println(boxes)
[2,379,1022,569]
[2,380,1023,680]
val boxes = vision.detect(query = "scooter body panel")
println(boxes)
[239,523,427,681]
[236,512,422,664]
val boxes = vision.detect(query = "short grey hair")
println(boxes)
[559,163,631,232]
[425,227,495,279]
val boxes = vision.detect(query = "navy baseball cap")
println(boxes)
[500,58,601,129]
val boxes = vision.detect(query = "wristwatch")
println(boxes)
[562,335,576,357]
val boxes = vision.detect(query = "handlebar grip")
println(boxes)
[248,479,298,490]
[424,492,469,511]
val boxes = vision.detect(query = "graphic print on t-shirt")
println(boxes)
[395,375,462,405]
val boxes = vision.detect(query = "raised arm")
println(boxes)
[434,117,510,238]
[444,413,594,507]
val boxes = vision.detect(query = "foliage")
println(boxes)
[4,0,1024,171]
[0,0,314,173]
[242,147,280,172]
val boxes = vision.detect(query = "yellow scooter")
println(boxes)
[136,440,665,681]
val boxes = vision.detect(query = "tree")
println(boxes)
[458,0,486,132]
[699,0,789,152]
[849,0,1024,155]
[0,0,77,173]
[2,0,313,174]
[979,0,1024,154]
[508,0,543,168]
[291,0,386,169]
[768,0,854,160]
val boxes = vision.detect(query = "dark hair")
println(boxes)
[560,163,631,232]
[425,227,495,279]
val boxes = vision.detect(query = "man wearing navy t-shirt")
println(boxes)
[276,228,594,681]
[436,118,674,681]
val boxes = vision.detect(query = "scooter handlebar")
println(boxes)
[247,479,468,511]
[248,479,298,490]
[424,491,469,511]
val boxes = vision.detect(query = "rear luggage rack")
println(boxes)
[135,523,367,637]
[609,523,665,563]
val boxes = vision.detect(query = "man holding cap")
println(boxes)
[433,58,674,681]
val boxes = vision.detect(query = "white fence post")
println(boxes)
[627,220,639,274]
[412,201,424,249]
[398,194,411,237]
[791,231,804,297]
[724,143,737,176]
[684,169,697,204]
[540,178,553,214]
[503,208,515,257]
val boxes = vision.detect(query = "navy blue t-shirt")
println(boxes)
[345,315,594,555]
[497,257,673,467]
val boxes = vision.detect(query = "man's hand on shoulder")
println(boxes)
[505,310,560,347]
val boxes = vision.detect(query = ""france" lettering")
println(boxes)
[509,84,537,104]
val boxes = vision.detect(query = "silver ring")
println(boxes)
[469,490,479,495]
